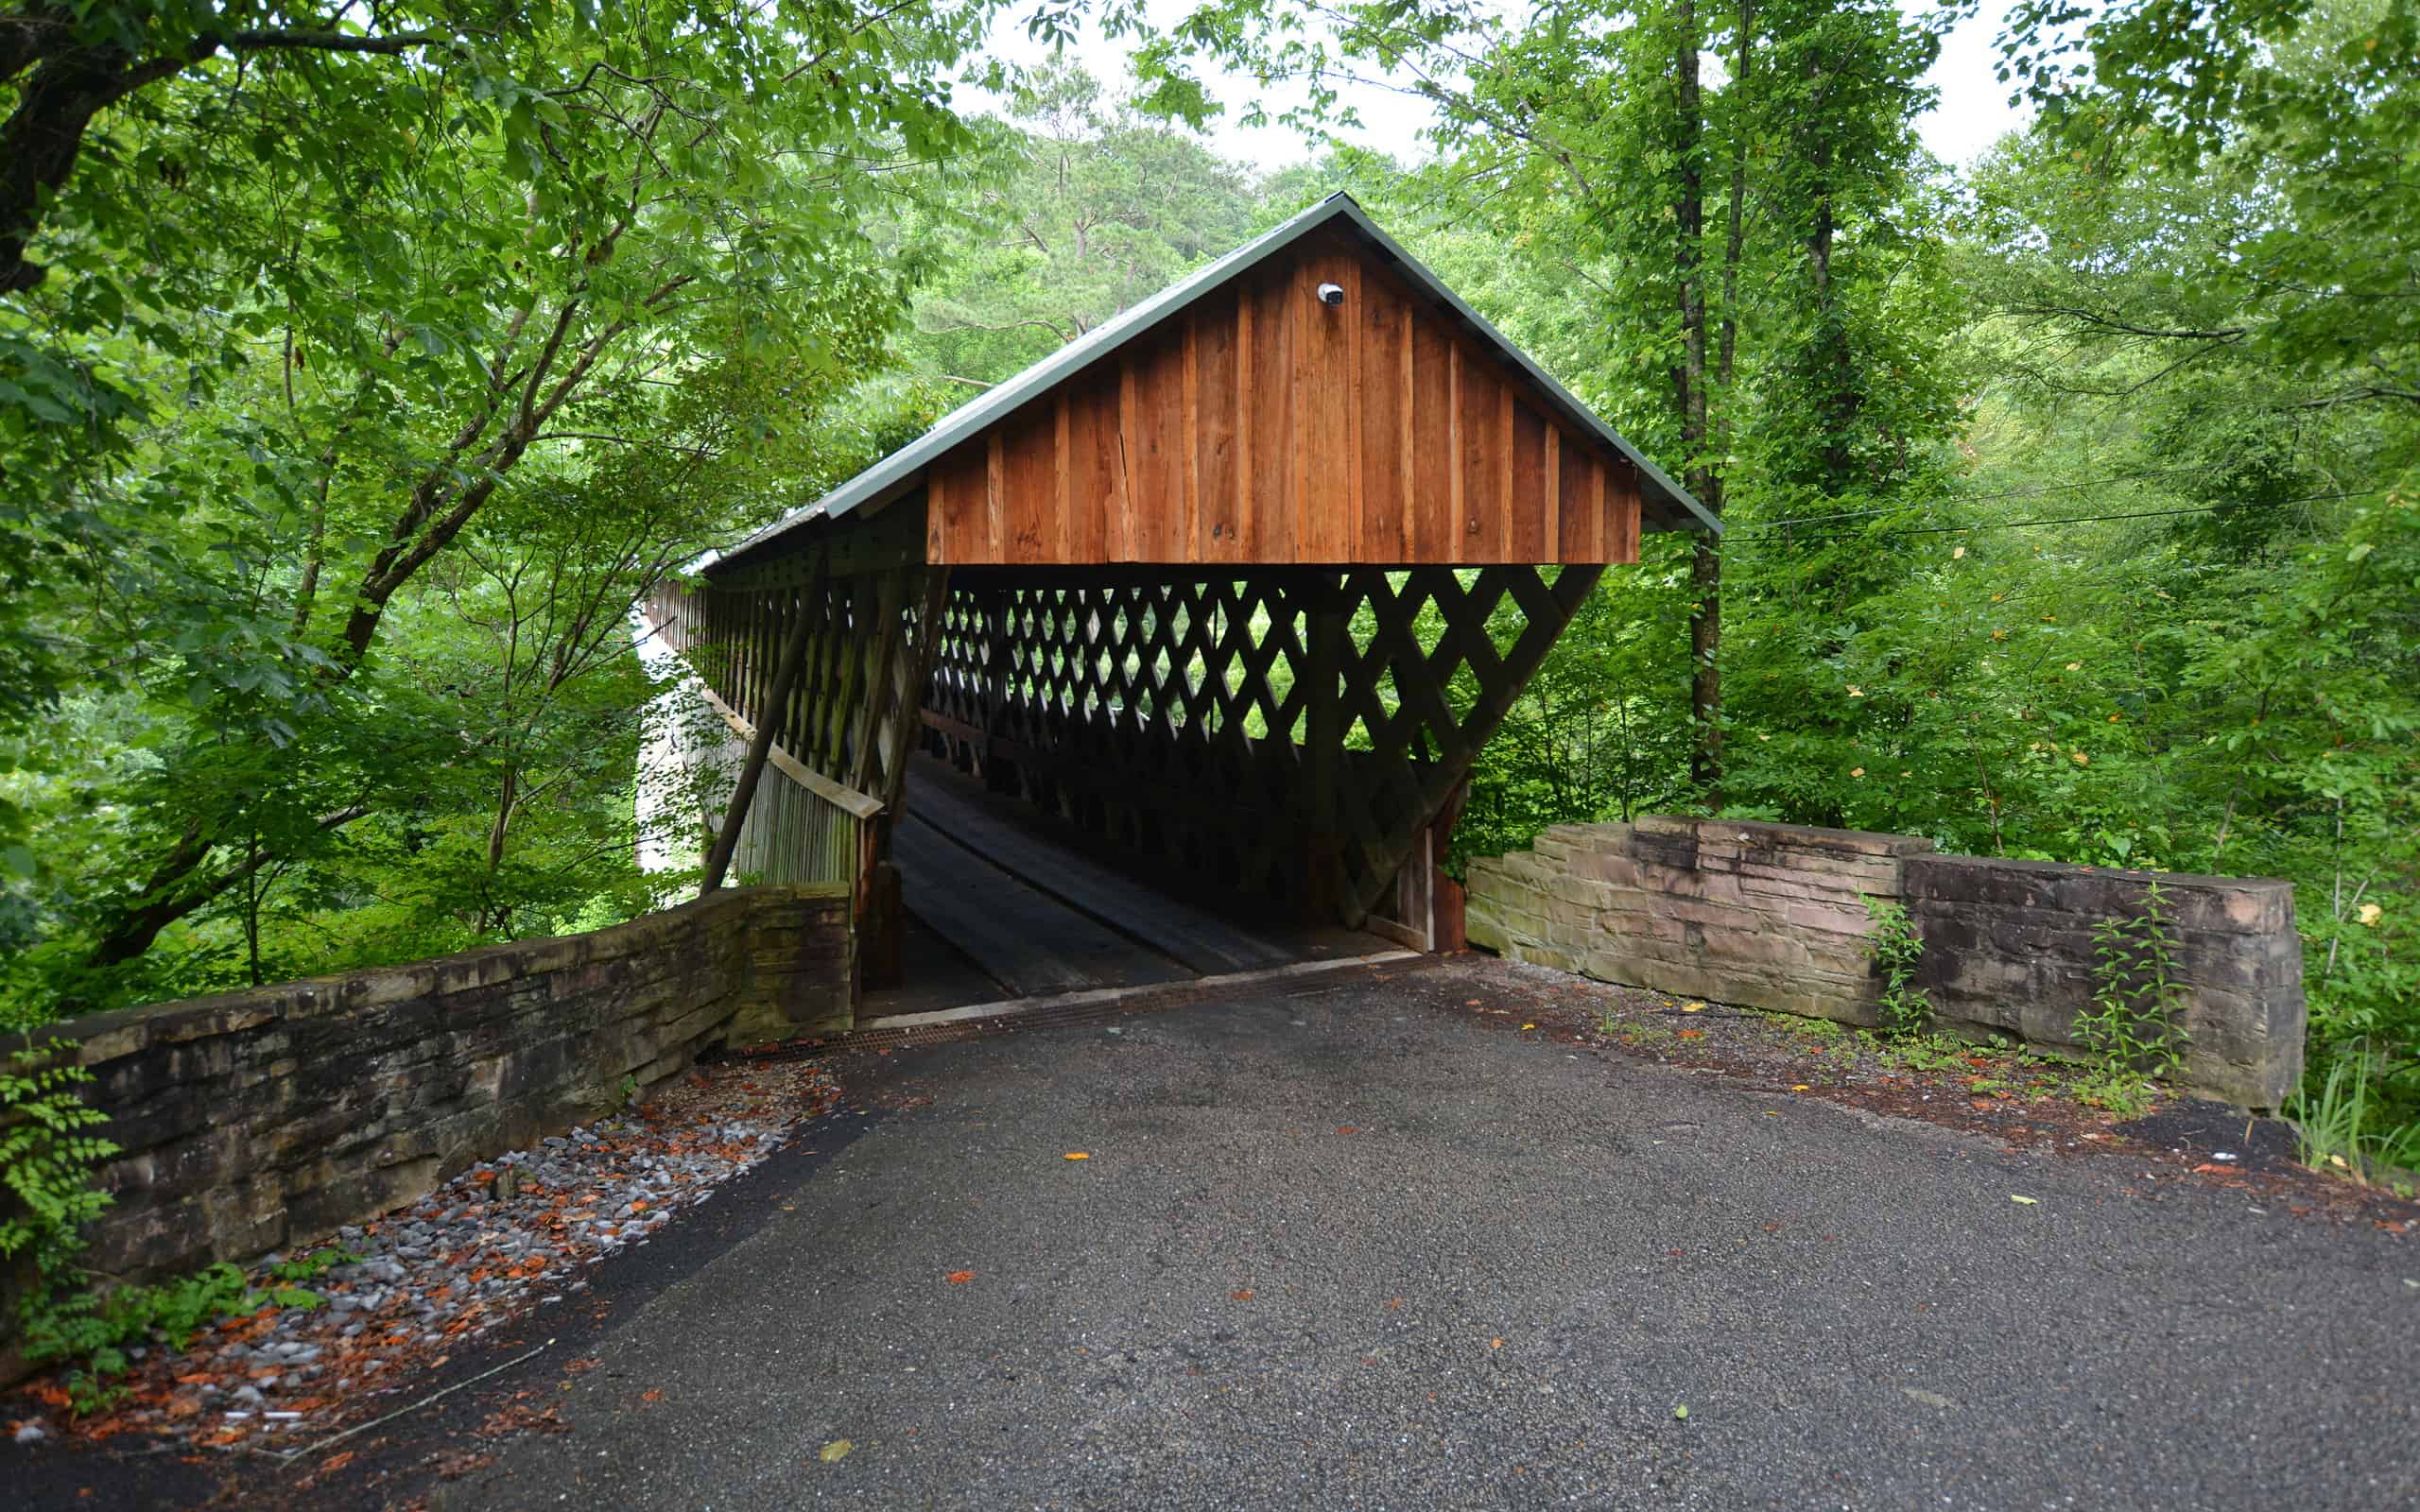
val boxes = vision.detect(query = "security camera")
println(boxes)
[1316,282,1345,306]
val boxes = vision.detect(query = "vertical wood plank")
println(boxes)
[1509,402,1548,563]
[1053,389,1072,563]
[1000,404,1057,564]
[1458,343,1503,559]
[1198,288,1243,560]
[1542,422,1561,560]
[1497,384,1516,561]
[1066,372,1121,563]
[1410,311,1454,561]
[1131,338,1187,561]
[1608,458,1643,563]
[1592,455,1611,561]
[1356,271,1406,562]
[1297,251,1354,561]
[1116,358,1140,561]
[1556,433,1596,562]
[986,431,1005,562]
[1445,340,1465,554]
[1181,316,1202,559]
[1246,266,1292,561]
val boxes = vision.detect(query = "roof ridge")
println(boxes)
[710,194,1711,571]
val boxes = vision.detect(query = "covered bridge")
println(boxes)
[644,193,1718,1017]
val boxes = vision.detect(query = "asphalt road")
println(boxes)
[406,959,2416,1511]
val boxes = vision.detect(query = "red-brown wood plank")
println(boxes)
[1295,251,1356,561]
[1196,293,1242,561]
[1508,402,1549,563]
[1457,341,1505,561]
[1246,266,1294,561]
[1064,371,1122,561]
[999,401,1058,564]
[1410,311,1455,561]
[1557,432,1599,561]
[928,440,987,563]
[1607,457,1643,563]
[1357,275,1411,562]
[1127,336,1188,561]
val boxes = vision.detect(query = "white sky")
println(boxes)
[976,1,2032,174]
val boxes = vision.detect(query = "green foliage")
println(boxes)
[2,0,1012,1021]
[1861,896,1932,1040]
[0,1039,118,1296]
[2290,1041,2420,1187]
[2077,883,2189,1080]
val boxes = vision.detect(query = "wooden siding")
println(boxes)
[923,233,1642,566]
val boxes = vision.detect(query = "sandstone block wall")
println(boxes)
[15,885,850,1307]
[1903,855,2302,1109]
[1467,818,2302,1108]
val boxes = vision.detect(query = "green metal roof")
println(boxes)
[710,193,1717,574]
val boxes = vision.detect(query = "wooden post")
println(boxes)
[1303,570,1350,922]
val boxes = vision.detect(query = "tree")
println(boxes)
[1128,0,1950,804]
[2,0,1004,1003]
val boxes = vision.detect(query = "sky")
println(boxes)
[976,1,2033,174]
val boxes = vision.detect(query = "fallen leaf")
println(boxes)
[1489,1337,1504,1349]
[1677,1028,1704,1040]
[1063,1152,1090,1161]
[1673,1404,1690,1420]
[2010,1194,2039,1206]
[819,1438,854,1463]
[1519,1022,1536,1031]
[1335,1125,1359,1135]
[1680,1002,1703,1013]
[1231,1289,1255,1300]
[1791,1085,1810,1092]
[1386,1297,1405,1311]
[642,1389,664,1404]
[945,1270,977,1284]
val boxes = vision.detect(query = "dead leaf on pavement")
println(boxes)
[320,1451,355,1476]
[1063,1152,1091,1160]
[945,1270,977,1284]
[820,1438,854,1463]
[1231,1290,1255,1300]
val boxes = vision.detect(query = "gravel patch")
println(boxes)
[14,1058,841,1452]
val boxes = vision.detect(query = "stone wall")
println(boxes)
[6,883,850,1372]
[1466,817,2303,1108]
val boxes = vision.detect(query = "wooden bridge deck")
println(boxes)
[868,755,1394,1015]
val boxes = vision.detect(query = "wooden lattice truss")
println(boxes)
[921,562,1605,927]
[651,558,949,839]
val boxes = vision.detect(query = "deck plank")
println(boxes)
[906,769,1305,978]
[892,818,1194,997]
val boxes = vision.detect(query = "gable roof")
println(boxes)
[712,193,1717,573]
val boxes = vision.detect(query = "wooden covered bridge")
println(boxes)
[644,193,1718,1018]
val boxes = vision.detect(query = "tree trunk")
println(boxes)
[1671,0,1725,805]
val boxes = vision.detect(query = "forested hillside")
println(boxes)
[3,2,2411,1162]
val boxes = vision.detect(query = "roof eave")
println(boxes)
[710,191,1719,575]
